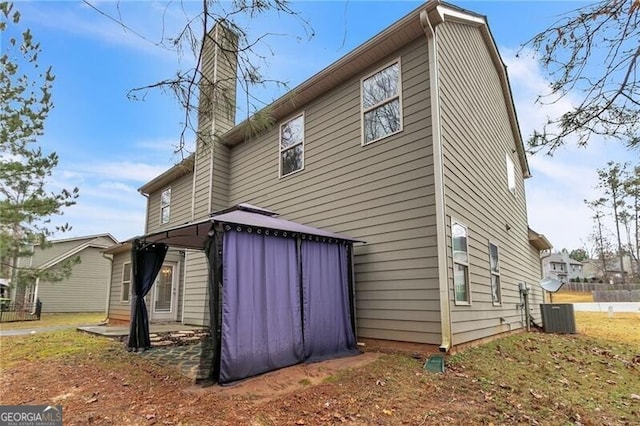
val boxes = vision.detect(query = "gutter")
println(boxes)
[420,7,452,353]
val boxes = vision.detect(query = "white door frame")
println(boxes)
[151,262,178,322]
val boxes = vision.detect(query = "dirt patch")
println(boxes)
[191,352,380,402]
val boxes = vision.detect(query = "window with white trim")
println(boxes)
[121,262,132,303]
[489,242,501,305]
[161,187,171,224]
[506,154,516,194]
[279,114,304,177]
[451,220,470,304]
[361,60,402,145]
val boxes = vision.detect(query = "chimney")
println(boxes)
[192,21,238,219]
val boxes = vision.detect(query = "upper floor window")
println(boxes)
[161,187,171,224]
[506,154,516,194]
[489,242,501,305]
[451,220,470,304]
[361,59,402,145]
[280,114,304,177]
[121,262,132,303]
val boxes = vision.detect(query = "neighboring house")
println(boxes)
[543,252,584,282]
[106,0,553,350]
[15,234,117,313]
[583,255,634,284]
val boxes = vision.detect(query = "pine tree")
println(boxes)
[0,2,79,297]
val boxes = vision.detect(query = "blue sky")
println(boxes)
[5,0,633,252]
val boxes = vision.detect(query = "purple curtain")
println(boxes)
[219,231,304,384]
[127,241,168,351]
[301,240,358,362]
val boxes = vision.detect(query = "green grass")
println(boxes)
[0,329,119,369]
[0,312,105,330]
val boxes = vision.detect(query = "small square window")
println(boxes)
[279,114,304,177]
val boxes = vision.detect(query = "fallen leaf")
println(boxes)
[85,398,98,404]
[295,420,305,425]
[630,394,640,400]
[382,409,393,416]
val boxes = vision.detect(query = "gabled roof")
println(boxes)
[138,154,195,195]
[31,234,118,270]
[220,0,530,178]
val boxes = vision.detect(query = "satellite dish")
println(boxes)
[539,277,564,293]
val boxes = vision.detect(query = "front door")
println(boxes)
[152,263,177,322]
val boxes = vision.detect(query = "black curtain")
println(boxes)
[127,240,168,351]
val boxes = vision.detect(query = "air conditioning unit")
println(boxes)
[540,303,576,334]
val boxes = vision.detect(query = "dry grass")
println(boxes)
[0,312,105,330]
[576,311,640,346]
[551,290,594,303]
[1,311,638,424]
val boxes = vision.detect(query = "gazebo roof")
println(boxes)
[136,204,362,250]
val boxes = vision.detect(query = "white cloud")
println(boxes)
[503,46,629,252]
[74,161,169,183]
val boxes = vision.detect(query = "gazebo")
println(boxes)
[127,203,361,384]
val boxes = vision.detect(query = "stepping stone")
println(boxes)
[169,333,187,338]
[178,330,195,334]
[149,337,163,342]
[149,334,159,338]
[182,336,201,342]
[151,341,174,347]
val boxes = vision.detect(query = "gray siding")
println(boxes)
[28,240,80,268]
[437,21,543,345]
[193,23,237,219]
[227,38,440,344]
[108,251,131,322]
[146,172,194,233]
[182,250,209,326]
[108,249,185,323]
[38,247,110,313]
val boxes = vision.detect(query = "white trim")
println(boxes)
[436,5,485,27]
[360,57,403,146]
[451,218,471,306]
[120,261,132,303]
[152,262,178,321]
[181,251,188,324]
[488,241,502,306]
[278,112,305,178]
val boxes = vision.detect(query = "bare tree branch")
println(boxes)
[520,0,640,155]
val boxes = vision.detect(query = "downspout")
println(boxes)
[31,277,39,314]
[138,191,150,234]
[101,252,114,323]
[420,8,452,353]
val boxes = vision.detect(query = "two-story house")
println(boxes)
[543,252,584,283]
[105,0,552,353]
